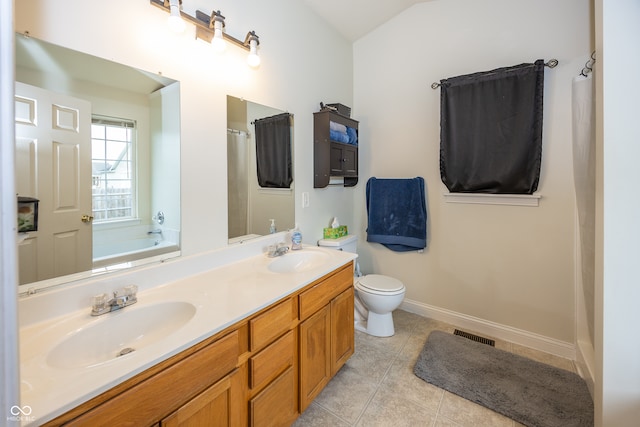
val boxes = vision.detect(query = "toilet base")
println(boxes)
[354,311,395,337]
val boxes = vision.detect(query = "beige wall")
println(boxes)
[353,0,592,343]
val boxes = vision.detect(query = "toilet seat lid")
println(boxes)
[357,274,405,293]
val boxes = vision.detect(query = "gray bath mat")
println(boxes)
[414,331,593,427]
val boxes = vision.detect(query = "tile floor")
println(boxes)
[293,309,577,427]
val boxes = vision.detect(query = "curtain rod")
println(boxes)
[250,112,293,125]
[580,52,596,77]
[431,59,558,89]
[227,128,250,137]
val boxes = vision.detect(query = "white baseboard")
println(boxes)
[575,339,596,397]
[400,298,576,360]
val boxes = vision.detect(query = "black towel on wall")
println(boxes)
[254,112,293,188]
[439,60,545,194]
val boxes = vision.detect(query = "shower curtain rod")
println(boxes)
[580,52,596,77]
[227,128,250,137]
[430,59,559,89]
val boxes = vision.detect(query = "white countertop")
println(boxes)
[18,238,356,426]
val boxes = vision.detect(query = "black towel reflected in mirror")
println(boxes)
[254,113,293,189]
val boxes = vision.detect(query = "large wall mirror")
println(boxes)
[15,34,181,293]
[227,95,294,243]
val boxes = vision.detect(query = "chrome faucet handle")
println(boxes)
[266,243,289,257]
[91,286,137,316]
[276,243,289,256]
[111,289,128,307]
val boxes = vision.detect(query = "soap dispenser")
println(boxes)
[269,219,276,234]
[291,224,302,250]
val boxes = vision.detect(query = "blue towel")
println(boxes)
[366,177,427,252]
[329,129,350,143]
[346,126,358,145]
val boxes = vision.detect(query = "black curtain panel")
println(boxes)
[439,60,545,194]
[254,112,293,189]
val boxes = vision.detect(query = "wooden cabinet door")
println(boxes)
[299,304,331,412]
[329,143,357,177]
[331,288,355,376]
[249,366,297,427]
[162,370,236,427]
[341,145,358,177]
[329,143,346,175]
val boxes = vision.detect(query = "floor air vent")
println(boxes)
[453,329,495,346]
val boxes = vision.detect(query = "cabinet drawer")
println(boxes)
[249,298,294,351]
[299,264,353,320]
[65,330,239,426]
[249,330,294,390]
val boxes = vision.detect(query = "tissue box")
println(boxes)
[323,225,348,239]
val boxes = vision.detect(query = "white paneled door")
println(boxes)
[15,82,92,285]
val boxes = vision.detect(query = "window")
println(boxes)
[91,116,136,222]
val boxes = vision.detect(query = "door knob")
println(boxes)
[81,214,94,223]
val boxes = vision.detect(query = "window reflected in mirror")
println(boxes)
[15,34,181,292]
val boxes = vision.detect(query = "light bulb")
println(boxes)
[211,19,226,53]
[247,38,260,68]
[167,0,185,33]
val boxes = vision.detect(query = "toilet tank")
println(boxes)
[317,234,358,253]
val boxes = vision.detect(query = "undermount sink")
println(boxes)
[268,250,330,273]
[46,301,196,370]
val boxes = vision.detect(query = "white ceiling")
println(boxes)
[302,0,427,42]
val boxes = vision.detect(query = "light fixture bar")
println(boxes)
[194,10,251,51]
[150,0,257,52]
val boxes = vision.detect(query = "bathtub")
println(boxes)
[93,225,179,268]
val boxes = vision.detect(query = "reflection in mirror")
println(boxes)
[15,34,181,293]
[227,96,294,244]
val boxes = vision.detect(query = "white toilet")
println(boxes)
[318,235,406,337]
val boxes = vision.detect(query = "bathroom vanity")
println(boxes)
[19,238,355,426]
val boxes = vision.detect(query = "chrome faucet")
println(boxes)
[91,285,138,316]
[267,242,290,258]
[147,229,163,235]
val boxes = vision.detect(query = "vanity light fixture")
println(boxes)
[150,0,261,67]
[167,0,185,33]
[210,10,226,53]
[245,31,260,68]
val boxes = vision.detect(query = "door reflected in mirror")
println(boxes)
[227,96,294,244]
[15,34,181,292]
